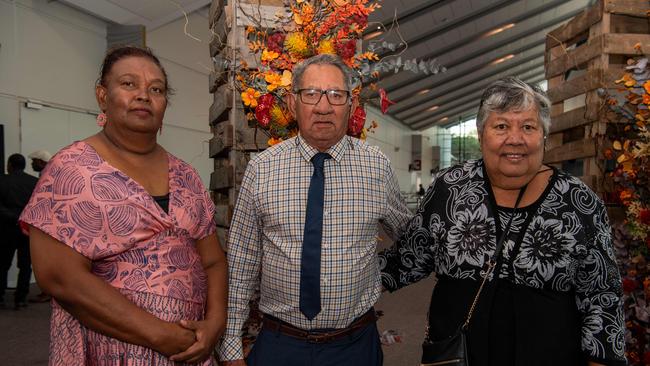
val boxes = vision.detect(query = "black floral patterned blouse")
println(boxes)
[379,159,626,366]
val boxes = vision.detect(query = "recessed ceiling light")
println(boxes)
[483,23,516,38]
[491,54,515,65]
[418,89,430,95]
[440,116,448,122]
[428,105,439,111]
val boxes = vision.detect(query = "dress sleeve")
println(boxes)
[575,200,627,365]
[378,174,440,292]
[174,162,217,241]
[19,154,106,259]
[380,160,413,241]
[218,159,262,362]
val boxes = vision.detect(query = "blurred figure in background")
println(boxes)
[0,154,38,309]
[28,150,51,176]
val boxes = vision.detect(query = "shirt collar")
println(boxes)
[296,134,352,163]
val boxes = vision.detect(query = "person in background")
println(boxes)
[20,45,227,365]
[28,150,51,176]
[379,77,626,365]
[0,154,38,309]
[417,184,425,197]
[219,54,412,366]
[26,149,52,303]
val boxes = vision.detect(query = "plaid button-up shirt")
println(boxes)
[219,135,412,361]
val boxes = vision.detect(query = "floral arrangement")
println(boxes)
[235,0,388,146]
[603,50,650,365]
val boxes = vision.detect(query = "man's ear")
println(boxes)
[287,92,296,116]
[95,85,107,113]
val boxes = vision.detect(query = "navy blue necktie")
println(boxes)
[300,152,331,320]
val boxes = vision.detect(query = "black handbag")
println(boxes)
[420,184,528,366]
[421,326,468,366]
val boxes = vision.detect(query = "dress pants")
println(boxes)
[0,225,31,303]
[247,320,383,366]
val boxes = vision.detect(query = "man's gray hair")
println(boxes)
[476,77,551,137]
[291,54,357,92]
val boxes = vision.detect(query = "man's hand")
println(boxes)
[169,318,225,363]
[222,360,246,366]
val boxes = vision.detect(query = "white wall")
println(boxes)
[146,12,214,183]
[364,105,415,192]
[0,0,107,159]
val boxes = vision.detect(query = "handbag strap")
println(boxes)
[461,183,528,330]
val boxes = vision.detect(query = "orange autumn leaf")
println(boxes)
[613,141,623,150]
[261,49,280,62]
[644,80,650,94]
[620,189,633,201]
[634,42,643,52]
[241,88,261,108]
[359,52,379,61]
[617,153,629,163]
[267,137,282,146]
[604,148,613,159]
[623,140,631,151]
[615,73,636,87]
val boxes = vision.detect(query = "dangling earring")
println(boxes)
[96,113,107,127]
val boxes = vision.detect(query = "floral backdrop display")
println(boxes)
[235,0,382,146]
[234,0,445,147]
[603,50,650,365]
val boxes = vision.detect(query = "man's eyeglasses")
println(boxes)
[295,89,350,105]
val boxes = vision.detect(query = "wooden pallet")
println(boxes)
[208,0,283,246]
[543,0,649,191]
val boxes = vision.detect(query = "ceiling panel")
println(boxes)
[59,0,210,30]
[364,0,592,130]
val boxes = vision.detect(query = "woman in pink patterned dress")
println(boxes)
[19,46,227,365]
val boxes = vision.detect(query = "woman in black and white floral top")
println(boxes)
[379,77,626,366]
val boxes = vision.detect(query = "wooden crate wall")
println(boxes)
[208,0,282,247]
[543,0,650,192]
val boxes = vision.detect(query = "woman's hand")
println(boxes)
[153,322,197,357]
[169,318,225,363]
[170,232,227,363]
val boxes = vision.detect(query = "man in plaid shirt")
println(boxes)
[220,54,412,366]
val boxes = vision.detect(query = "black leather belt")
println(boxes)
[261,310,378,344]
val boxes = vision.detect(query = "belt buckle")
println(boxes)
[306,333,329,344]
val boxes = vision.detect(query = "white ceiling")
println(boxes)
[59,0,594,130]
[58,0,210,30]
